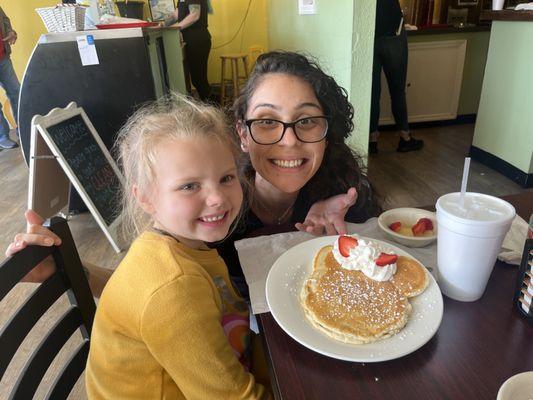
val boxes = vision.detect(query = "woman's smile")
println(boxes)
[270,158,306,169]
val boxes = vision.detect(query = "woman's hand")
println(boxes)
[5,210,61,282]
[3,31,17,46]
[295,188,357,236]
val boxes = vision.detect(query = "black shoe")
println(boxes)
[397,137,423,152]
[0,136,18,149]
[369,141,378,154]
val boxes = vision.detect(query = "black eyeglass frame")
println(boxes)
[244,116,330,145]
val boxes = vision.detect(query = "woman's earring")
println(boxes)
[240,142,247,151]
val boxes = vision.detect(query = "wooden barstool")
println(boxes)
[219,53,249,106]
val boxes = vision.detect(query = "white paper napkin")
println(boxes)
[235,218,438,314]
[498,215,529,265]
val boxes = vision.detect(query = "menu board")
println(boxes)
[45,115,120,225]
[31,102,124,252]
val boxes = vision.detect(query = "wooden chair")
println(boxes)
[0,217,96,400]
[219,53,249,106]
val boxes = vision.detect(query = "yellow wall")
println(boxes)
[137,0,269,84]
[144,0,268,84]
[207,0,268,83]
[3,0,267,98]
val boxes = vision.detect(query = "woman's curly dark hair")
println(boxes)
[232,51,380,218]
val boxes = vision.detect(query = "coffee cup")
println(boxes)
[436,192,515,302]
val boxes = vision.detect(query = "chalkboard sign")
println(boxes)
[46,115,120,225]
[31,102,124,252]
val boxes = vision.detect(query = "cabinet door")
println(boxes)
[379,39,467,125]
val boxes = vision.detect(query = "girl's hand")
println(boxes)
[295,188,358,236]
[5,210,61,282]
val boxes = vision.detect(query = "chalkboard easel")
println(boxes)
[29,102,124,253]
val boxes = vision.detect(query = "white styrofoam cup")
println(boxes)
[492,0,505,10]
[436,192,515,302]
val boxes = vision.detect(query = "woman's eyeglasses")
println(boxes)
[244,116,329,145]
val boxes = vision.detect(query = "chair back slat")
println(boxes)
[0,245,53,302]
[9,307,83,400]
[48,218,96,335]
[0,272,67,381]
[45,340,90,400]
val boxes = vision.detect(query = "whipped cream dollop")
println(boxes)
[332,236,397,281]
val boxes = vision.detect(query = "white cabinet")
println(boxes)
[379,39,467,124]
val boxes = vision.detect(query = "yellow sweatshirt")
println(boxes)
[85,231,268,399]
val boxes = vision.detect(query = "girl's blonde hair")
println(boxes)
[115,94,241,241]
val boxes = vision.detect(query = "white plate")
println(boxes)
[265,235,443,362]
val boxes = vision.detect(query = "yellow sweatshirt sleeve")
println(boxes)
[140,274,268,400]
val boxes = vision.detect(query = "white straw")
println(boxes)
[459,157,471,209]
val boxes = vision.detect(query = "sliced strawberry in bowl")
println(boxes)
[411,220,427,236]
[389,222,402,232]
[417,217,434,231]
[338,235,358,257]
[375,253,398,267]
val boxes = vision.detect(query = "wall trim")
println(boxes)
[469,146,532,188]
[379,114,476,130]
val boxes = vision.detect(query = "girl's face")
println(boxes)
[139,136,243,249]
[237,73,327,194]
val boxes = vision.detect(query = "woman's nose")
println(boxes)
[278,126,299,146]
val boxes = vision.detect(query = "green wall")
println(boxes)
[408,31,490,116]
[473,21,533,174]
[267,0,375,157]
[349,1,376,155]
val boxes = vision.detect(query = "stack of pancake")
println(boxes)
[300,244,428,344]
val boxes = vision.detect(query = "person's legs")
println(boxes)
[0,57,20,149]
[369,37,384,154]
[185,34,212,101]
[381,31,423,152]
[381,33,409,132]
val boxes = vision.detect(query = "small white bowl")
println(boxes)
[497,371,533,400]
[377,208,437,248]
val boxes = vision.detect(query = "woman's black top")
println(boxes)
[375,0,403,37]
[177,0,209,41]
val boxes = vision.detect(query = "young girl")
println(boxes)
[84,96,269,399]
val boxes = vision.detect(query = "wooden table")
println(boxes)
[257,192,533,400]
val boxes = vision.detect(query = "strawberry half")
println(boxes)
[375,253,398,267]
[412,220,427,236]
[417,217,434,231]
[389,222,402,232]
[338,235,358,257]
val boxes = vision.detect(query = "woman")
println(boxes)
[165,0,212,101]
[6,51,380,298]
[221,51,380,295]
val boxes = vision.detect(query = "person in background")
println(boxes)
[369,0,423,154]
[165,0,212,101]
[0,7,20,150]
